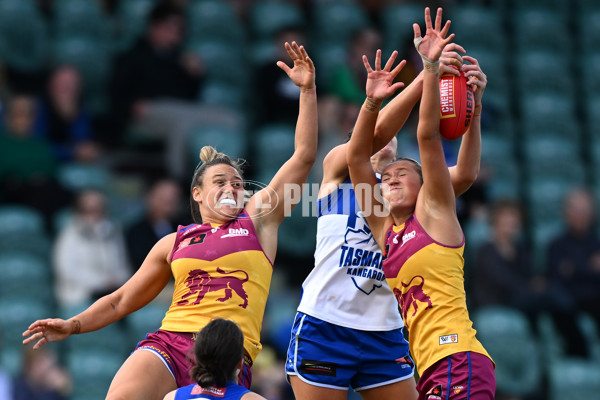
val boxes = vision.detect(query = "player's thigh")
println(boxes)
[106,349,177,400]
[360,377,418,400]
[289,375,349,400]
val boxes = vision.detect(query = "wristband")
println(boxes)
[414,37,440,73]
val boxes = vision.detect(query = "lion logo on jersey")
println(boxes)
[178,267,249,308]
[393,275,433,322]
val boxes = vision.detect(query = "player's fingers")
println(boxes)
[384,50,398,71]
[390,82,405,93]
[291,41,302,59]
[390,59,407,77]
[440,64,460,76]
[283,42,296,60]
[444,43,466,54]
[424,7,432,31]
[375,49,382,70]
[299,45,309,60]
[434,7,443,31]
[462,55,479,66]
[440,20,451,37]
[276,61,292,75]
[362,55,373,73]
[413,23,422,40]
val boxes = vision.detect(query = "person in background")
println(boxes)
[12,347,72,400]
[347,8,495,398]
[286,41,478,400]
[23,41,317,400]
[53,188,131,308]
[0,94,71,227]
[33,65,100,163]
[471,200,552,327]
[163,319,266,400]
[545,187,600,358]
[126,178,184,272]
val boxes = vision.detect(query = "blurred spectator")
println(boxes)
[53,189,131,308]
[33,65,101,163]
[12,347,71,400]
[471,200,551,328]
[327,27,381,105]
[253,25,307,127]
[104,1,211,178]
[545,187,600,358]
[125,177,185,271]
[108,1,202,136]
[0,95,71,226]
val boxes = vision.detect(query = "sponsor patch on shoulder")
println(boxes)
[439,334,458,345]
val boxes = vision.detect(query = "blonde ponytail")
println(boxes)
[199,146,226,165]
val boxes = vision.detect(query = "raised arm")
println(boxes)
[448,54,487,196]
[321,44,466,194]
[413,7,463,244]
[23,234,174,349]
[347,50,405,248]
[246,42,317,256]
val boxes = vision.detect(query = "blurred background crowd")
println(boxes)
[0,0,599,399]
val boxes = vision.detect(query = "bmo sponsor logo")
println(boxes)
[439,334,458,345]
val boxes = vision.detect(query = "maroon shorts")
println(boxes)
[135,329,252,389]
[416,352,495,400]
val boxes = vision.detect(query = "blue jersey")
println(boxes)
[174,382,250,400]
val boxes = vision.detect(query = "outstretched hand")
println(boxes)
[462,55,487,106]
[23,318,74,350]
[413,7,454,65]
[277,41,316,92]
[363,49,406,103]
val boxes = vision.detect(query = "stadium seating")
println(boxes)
[519,92,579,140]
[52,36,111,113]
[52,0,110,42]
[311,0,369,44]
[126,301,170,341]
[549,358,600,400]
[0,0,48,72]
[67,349,124,400]
[188,124,249,166]
[114,0,157,52]
[510,6,570,52]
[515,50,574,98]
[473,306,543,398]
[0,205,46,236]
[0,252,53,302]
[0,296,53,349]
[185,39,247,87]
[251,123,296,182]
[448,4,506,50]
[186,0,243,44]
[522,136,586,184]
[249,1,305,40]
[379,2,423,55]
[57,162,112,193]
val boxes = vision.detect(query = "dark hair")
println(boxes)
[189,146,245,224]
[190,319,244,388]
[390,157,423,184]
[148,1,184,26]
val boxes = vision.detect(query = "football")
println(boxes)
[439,71,474,140]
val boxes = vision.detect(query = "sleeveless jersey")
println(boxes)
[161,211,273,362]
[383,215,491,376]
[297,180,404,330]
[174,382,250,400]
